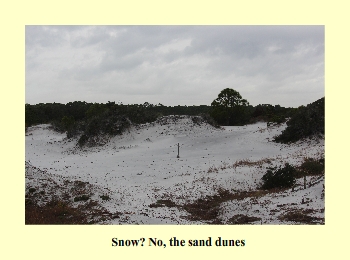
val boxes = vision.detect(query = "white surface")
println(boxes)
[25,116,325,224]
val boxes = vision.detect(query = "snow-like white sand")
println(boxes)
[25,115,325,224]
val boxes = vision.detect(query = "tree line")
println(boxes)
[25,91,295,129]
[25,88,324,145]
[25,101,213,128]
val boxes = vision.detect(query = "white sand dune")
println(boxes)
[25,115,324,224]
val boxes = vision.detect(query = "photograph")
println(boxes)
[25,25,325,225]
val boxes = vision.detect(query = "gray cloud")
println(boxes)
[26,25,324,107]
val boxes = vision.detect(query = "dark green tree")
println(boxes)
[211,88,250,125]
[274,97,324,143]
[86,103,107,119]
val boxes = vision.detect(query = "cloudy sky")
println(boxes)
[25,25,324,107]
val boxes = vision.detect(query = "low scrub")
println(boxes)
[261,163,296,190]
[274,97,324,143]
[207,158,273,174]
[278,209,324,224]
[183,189,269,223]
[228,214,261,224]
[299,157,324,176]
[78,114,131,147]
[25,197,112,224]
[100,195,111,201]
[26,198,92,224]
[197,113,221,128]
[149,199,177,208]
[74,194,90,202]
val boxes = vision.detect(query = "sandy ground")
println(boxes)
[25,115,325,224]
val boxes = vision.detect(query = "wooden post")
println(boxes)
[304,176,306,189]
[177,143,180,158]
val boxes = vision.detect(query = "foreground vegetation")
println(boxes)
[26,155,324,224]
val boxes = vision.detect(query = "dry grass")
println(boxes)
[233,158,273,168]
[207,158,274,173]
[182,189,273,224]
[278,208,324,224]
[25,197,112,224]
[295,157,325,177]
[25,165,114,224]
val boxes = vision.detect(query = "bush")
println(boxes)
[77,111,131,147]
[149,199,177,208]
[274,97,324,143]
[300,157,324,175]
[261,163,296,190]
[78,134,89,147]
[74,194,90,202]
[28,187,36,193]
[100,195,111,201]
[267,115,286,126]
[228,214,261,224]
[199,113,221,128]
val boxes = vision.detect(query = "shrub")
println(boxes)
[29,187,36,193]
[77,112,131,147]
[228,214,261,224]
[300,157,324,175]
[267,115,286,126]
[198,113,221,128]
[149,199,177,208]
[74,194,90,202]
[100,195,111,201]
[78,134,89,147]
[261,163,296,190]
[274,97,324,143]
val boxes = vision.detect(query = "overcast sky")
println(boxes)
[25,25,324,107]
